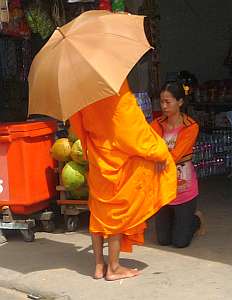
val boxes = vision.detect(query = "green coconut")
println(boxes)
[51,138,72,162]
[71,139,88,165]
[62,161,86,191]
[70,185,89,200]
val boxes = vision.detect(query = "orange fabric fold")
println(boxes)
[151,115,199,164]
[70,81,177,252]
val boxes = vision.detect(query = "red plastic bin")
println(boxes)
[0,120,58,215]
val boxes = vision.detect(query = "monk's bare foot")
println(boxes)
[93,263,107,280]
[195,210,206,236]
[106,265,140,281]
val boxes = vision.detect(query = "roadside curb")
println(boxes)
[0,278,71,300]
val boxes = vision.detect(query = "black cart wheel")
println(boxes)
[42,220,55,233]
[20,229,35,242]
[66,216,79,232]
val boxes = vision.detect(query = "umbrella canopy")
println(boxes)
[28,10,152,121]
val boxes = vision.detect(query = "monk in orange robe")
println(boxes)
[70,81,177,281]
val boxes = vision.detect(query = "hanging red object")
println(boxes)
[98,0,111,11]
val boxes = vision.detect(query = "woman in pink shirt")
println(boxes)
[152,82,205,248]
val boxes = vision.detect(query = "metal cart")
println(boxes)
[0,206,55,242]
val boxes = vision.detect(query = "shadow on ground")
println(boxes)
[0,235,147,277]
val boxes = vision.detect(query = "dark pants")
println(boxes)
[155,198,201,248]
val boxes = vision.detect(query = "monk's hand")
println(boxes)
[154,161,167,173]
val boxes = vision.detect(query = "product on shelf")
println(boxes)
[51,132,89,200]
[193,129,232,178]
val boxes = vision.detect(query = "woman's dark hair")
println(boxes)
[160,82,185,101]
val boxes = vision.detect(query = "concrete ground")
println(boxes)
[0,287,27,300]
[0,176,231,300]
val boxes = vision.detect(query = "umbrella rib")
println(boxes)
[79,32,152,47]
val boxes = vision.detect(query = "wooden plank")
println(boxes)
[57,199,88,205]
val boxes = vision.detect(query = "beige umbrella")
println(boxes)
[28,10,152,121]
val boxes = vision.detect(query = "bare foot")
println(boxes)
[93,263,107,280]
[195,210,206,236]
[106,265,140,281]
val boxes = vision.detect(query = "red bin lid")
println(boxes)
[0,119,57,135]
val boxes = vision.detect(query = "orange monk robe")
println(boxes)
[70,81,177,252]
